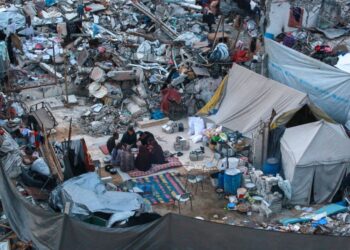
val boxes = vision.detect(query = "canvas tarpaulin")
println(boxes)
[197,75,228,115]
[265,38,350,124]
[206,64,308,135]
[281,121,350,205]
[0,165,349,249]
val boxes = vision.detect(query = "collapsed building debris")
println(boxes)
[1,0,350,249]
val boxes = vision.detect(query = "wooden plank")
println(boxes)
[137,117,169,129]
[41,126,64,182]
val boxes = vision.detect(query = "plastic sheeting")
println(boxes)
[31,158,50,176]
[335,53,350,74]
[50,172,144,217]
[0,6,25,30]
[209,43,229,61]
[0,133,22,178]
[265,38,350,124]
[174,32,200,47]
[0,41,9,78]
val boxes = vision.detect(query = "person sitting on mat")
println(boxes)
[119,145,135,172]
[111,142,124,166]
[121,126,137,147]
[135,144,152,172]
[138,131,155,146]
[148,138,166,165]
[107,132,119,154]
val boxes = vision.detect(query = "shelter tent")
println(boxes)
[280,121,350,205]
[202,64,329,136]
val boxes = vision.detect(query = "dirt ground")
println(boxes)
[48,98,299,228]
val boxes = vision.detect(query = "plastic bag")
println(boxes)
[31,157,50,176]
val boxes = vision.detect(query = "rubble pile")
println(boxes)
[79,103,122,136]
[0,0,264,136]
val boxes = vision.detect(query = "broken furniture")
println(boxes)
[29,102,58,133]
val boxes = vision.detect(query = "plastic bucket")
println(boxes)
[224,169,242,194]
[218,172,225,189]
[263,157,280,176]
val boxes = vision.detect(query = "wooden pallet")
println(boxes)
[137,117,169,129]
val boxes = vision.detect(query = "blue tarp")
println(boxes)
[266,38,350,124]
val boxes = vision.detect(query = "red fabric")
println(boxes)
[84,6,92,11]
[34,44,44,50]
[8,107,16,119]
[160,88,182,114]
[81,139,95,172]
[232,50,250,63]
[33,131,40,148]
[315,45,332,53]
[288,8,304,28]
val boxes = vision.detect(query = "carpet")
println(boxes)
[128,157,182,178]
[131,172,185,205]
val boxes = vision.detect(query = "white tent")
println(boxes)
[281,121,350,205]
[207,64,309,135]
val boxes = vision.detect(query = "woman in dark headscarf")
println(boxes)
[135,145,152,172]
[148,138,166,165]
[138,131,155,146]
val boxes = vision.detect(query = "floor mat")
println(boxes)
[131,172,185,205]
[127,157,182,178]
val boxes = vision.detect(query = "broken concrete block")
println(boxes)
[64,95,78,104]
[77,49,89,66]
[192,66,210,77]
[88,82,108,99]
[65,13,78,21]
[131,94,147,107]
[39,62,63,79]
[107,70,137,81]
[90,67,106,82]
[125,99,142,116]
[135,84,148,99]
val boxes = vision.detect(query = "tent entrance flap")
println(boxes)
[271,104,333,129]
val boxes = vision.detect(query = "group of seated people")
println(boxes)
[106,126,166,172]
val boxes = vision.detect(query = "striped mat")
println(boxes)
[131,172,185,205]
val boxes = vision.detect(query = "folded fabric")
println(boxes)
[99,144,110,155]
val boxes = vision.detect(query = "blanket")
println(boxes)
[128,157,182,178]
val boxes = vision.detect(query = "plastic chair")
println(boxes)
[185,173,204,194]
[185,167,209,194]
[174,192,193,214]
